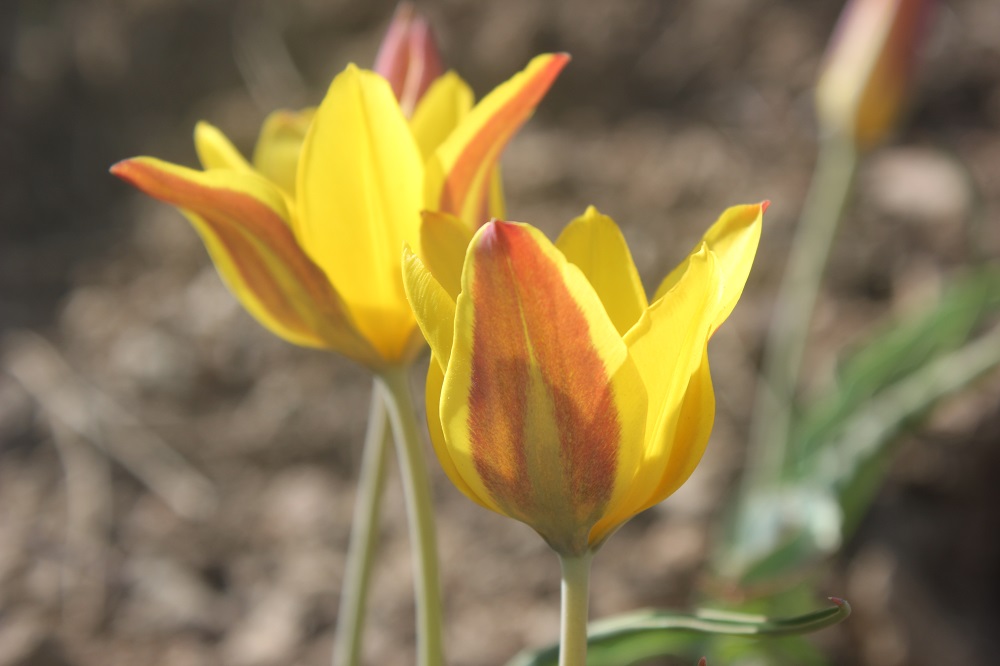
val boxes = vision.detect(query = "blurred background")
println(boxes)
[2,0,1000,664]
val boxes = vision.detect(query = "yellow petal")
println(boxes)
[644,353,715,509]
[418,210,474,300]
[425,53,569,229]
[425,358,502,513]
[591,246,721,540]
[409,72,474,161]
[441,220,646,556]
[556,206,648,336]
[653,202,765,334]
[252,108,315,197]
[401,245,456,368]
[111,157,378,363]
[296,64,424,362]
[194,121,254,173]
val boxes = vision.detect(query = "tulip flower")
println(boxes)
[112,14,567,664]
[111,53,568,371]
[405,204,763,664]
[405,203,763,557]
[815,0,934,150]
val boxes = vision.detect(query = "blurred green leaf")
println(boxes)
[505,600,850,666]
[722,266,1000,585]
[791,265,1000,467]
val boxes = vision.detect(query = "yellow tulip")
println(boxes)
[404,203,765,556]
[815,0,934,150]
[111,53,568,370]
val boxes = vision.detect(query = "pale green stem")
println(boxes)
[558,553,593,666]
[332,381,391,666]
[377,367,444,666]
[743,135,859,494]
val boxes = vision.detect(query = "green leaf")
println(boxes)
[791,265,1000,469]
[505,600,850,666]
[720,266,1000,586]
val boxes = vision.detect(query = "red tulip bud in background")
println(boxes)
[375,2,446,117]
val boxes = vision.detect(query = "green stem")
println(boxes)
[377,367,444,666]
[558,554,593,666]
[744,136,859,493]
[332,381,391,666]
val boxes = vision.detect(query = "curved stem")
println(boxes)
[558,553,593,666]
[333,381,392,666]
[377,367,444,666]
[744,136,859,491]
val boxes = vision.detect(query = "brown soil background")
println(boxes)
[2,1,1000,664]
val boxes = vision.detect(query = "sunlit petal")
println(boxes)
[418,210,473,300]
[252,108,315,197]
[297,64,424,361]
[425,53,569,229]
[593,246,720,538]
[654,202,765,334]
[442,221,645,556]
[556,206,648,335]
[194,121,254,173]
[410,72,474,160]
[111,157,377,362]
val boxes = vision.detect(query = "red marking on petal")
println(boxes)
[760,199,771,213]
[439,55,568,225]
[111,159,350,348]
[467,221,619,542]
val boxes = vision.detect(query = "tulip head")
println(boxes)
[405,204,765,556]
[375,2,446,117]
[815,0,935,150]
[113,52,567,370]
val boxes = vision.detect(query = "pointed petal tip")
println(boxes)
[760,199,771,213]
[109,157,146,180]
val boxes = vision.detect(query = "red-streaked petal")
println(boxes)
[111,157,378,363]
[425,54,569,229]
[441,220,645,556]
[401,245,455,368]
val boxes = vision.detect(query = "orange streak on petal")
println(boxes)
[111,159,370,358]
[467,222,619,547]
[438,54,568,226]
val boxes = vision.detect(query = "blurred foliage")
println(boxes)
[506,599,850,666]
[723,264,1000,587]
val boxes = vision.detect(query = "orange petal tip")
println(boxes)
[760,200,771,213]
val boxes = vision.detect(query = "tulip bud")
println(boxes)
[815,0,934,150]
[374,2,445,117]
